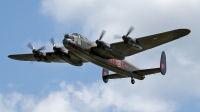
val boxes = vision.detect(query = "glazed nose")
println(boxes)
[62,38,72,46]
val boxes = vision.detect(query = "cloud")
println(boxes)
[0,81,178,112]
[40,0,200,36]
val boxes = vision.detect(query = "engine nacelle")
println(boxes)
[55,50,83,66]
[96,40,111,51]
[33,52,48,62]
[122,36,142,50]
[96,40,124,60]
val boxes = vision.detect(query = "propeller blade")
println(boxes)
[38,46,46,51]
[99,30,106,40]
[126,26,134,37]
[50,38,56,46]
[27,43,34,50]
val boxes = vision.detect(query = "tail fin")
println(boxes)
[102,68,109,76]
[102,68,109,83]
[160,51,167,75]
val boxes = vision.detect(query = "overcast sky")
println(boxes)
[1,0,200,112]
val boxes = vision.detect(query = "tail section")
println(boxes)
[160,51,167,75]
[102,51,167,84]
[133,51,167,76]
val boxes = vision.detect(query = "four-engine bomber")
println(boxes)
[8,27,190,84]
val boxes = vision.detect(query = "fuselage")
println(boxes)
[62,33,144,80]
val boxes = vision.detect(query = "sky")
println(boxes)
[0,0,200,112]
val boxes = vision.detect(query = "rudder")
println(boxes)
[160,51,167,75]
[102,68,109,83]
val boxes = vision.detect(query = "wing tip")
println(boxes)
[8,55,13,59]
[177,28,191,36]
[8,55,19,60]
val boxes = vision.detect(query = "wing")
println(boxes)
[8,52,66,63]
[8,52,88,63]
[111,29,190,56]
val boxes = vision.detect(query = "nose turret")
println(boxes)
[64,34,70,39]
[64,34,74,40]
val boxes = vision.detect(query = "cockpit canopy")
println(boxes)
[64,34,74,40]
[72,33,88,40]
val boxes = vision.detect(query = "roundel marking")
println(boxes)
[117,60,121,68]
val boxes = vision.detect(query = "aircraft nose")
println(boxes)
[63,38,73,47]
[62,38,68,45]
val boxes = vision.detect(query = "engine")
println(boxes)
[54,48,83,66]
[122,36,142,50]
[96,40,124,60]
[50,38,83,66]
[96,40,111,51]
[33,50,48,62]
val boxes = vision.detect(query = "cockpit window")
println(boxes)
[72,33,79,36]
[72,33,88,40]
[64,34,74,40]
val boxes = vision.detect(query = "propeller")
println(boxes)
[126,26,134,37]
[50,38,56,47]
[27,43,46,61]
[50,38,65,51]
[27,42,46,51]
[114,26,134,39]
[98,30,106,40]
[95,30,109,49]
[27,42,34,50]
